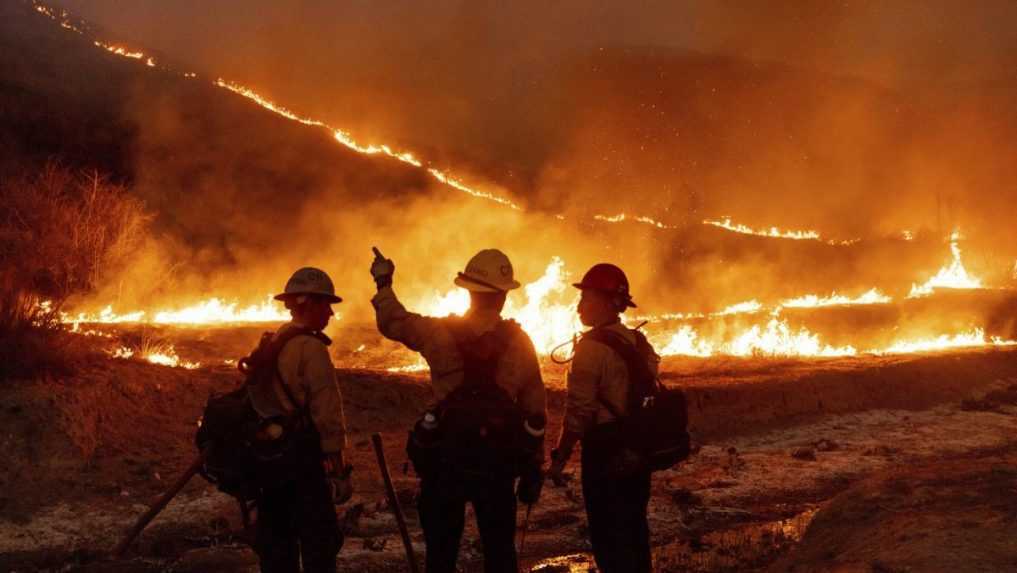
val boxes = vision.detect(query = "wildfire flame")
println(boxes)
[908,230,982,297]
[213,80,521,210]
[876,329,1016,355]
[64,295,289,326]
[593,213,675,229]
[779,289,892,309]
[32,2,1017,363]
[108,345,201,369]
[704,216,822,240]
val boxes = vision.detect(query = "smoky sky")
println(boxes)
[55,0,1017,85]
[44,0,1017,256]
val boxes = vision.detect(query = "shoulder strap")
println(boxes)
[271,327,329,417]
[582,327,657,419]
[447,318,516,389]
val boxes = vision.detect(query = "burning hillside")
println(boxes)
[7,2,1017,572]
[12,0,1014,368]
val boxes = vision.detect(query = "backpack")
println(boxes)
[427,319,528,478]
[195,327,324,499]
[583,327,691,472]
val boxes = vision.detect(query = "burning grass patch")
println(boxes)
[0,164,150,380]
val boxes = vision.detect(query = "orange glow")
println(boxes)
[421,257,581,355]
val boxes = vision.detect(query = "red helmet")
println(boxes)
[573,263,637,308]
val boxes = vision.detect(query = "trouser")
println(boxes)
[418,472,518,573]
[254,454,342,573]
[582,442,652,573]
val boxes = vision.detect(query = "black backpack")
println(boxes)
[195,327,324,499]
[431,319,528,478]
[584,327,691,472]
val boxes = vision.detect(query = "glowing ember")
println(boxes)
[780,289,892,309]
[107,345,201,369]
[908,231,982,297]
[704,217,822,241]
[386,359,430,374]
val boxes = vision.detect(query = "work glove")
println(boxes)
[371,247,395,289]
[548,449,572,487]
[323,453,354,505]
[517,463,544,505]
[327,465,354,505]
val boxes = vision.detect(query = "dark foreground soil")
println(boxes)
[2,343,1017,572]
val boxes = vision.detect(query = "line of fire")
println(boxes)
[4,1,1017,572]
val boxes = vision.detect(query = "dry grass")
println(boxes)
[0,164,150,379]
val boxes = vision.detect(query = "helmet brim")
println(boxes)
[454,273,520,293]
[274,292,343,304]
[571,283,637,308]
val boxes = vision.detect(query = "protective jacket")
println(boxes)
[563,321,660,437]
[371,286,546,424]
[249,322,348,454]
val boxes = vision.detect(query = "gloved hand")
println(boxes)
[327,465,354,505]
[323,453,354,505]
[371,247,395,289]
[548,449,571,487]
[517,463,544,505]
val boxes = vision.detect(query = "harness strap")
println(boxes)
[269,327,330,425]
[582,327,656,421]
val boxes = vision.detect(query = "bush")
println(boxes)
[0,164,150,378]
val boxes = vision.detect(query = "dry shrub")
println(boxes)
[0,164,150,379]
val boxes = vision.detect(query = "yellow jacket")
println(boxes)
[250,322,348,454]
[563,322,660,437]
[371,286,546,421]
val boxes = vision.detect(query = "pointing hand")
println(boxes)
[371,246,395,288]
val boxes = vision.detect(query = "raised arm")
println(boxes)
[369,247,443,353]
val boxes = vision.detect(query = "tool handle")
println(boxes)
[372,433,420,573]
[112,450,208,557]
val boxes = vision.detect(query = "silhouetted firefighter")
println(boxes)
[196,267,353,573]
[549,264,691,573]
[371,247,547,573]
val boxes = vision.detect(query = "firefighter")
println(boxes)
[248,267,353,573]
[548,263,660,573]
[370,248,546,573]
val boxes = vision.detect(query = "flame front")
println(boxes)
[108,344,201,369]
[908,231,982,297]
[779,289,892,309]
[65,295,289,326]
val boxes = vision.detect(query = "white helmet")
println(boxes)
[453,249,522,293]
[274,267,342,303]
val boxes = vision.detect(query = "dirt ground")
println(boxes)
[2,336,1017,572]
